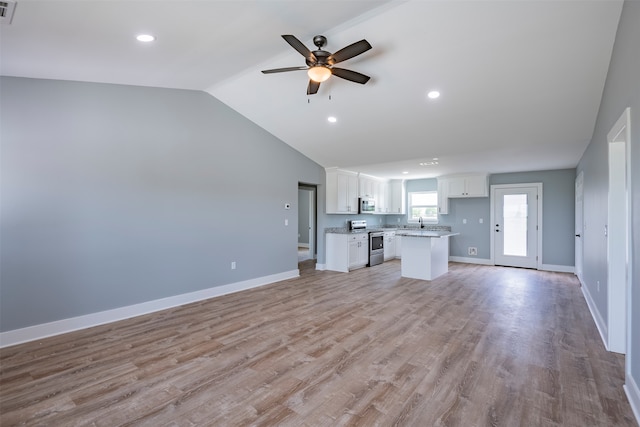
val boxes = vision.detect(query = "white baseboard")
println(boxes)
[448,256,493,265]
[625,372,640,426]
[541,264,575,273]
[581,282,609,351]
[315,263,326,271]
[0,269,299,348]
[297,243,309,248]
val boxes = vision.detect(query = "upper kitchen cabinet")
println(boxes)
[442,174,489,198]
[359,174,388,214]
[437,179,449,214]
[326,168,359,214]
[388,179,406,214]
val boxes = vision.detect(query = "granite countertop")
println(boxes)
[325,225,452,235]
[395,230,460,238]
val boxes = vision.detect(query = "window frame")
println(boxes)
[407,190,439,223]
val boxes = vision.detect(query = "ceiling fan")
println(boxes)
[261,35,372,95]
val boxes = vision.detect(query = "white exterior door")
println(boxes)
[492,185,540,269]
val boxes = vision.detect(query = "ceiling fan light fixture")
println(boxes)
[308,66,331,82]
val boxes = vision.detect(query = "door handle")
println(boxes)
[495,229,500,232]
[575,234,581,237]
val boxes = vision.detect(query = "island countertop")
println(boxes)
[395,230,459,238]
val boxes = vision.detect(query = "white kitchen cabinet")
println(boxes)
[437,178,449,214]
[395,235,402,259]
[384,231,396,261]
[326,168,359,214]
[349,233,369,269]
[358,173,376,198]
[376,180,388,213]
[388,179,406,214]
[326,233,368,272]
[442,174,489,198]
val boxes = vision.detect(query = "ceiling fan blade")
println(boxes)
[331,68,371,85]
[329,39,372,64]
[307,80,320,95]
[261,66,308,74]
[282,35,317,63]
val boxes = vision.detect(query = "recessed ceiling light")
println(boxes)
[327,116,337,123]
[402,171,409,174]
[419,161,439,166]
[136,34,155,42]
[427,90,440,99]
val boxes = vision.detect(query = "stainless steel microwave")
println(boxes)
[359,197,376,214]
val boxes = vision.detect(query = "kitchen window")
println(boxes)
[408,191,438,223]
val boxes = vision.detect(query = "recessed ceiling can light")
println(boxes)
[419,161,439,166]
[427,90,440,99]
[327,116,337,123]
[402,171,409,174]
[136,34,155,42]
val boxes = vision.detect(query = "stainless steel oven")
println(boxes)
[368,231,384,266]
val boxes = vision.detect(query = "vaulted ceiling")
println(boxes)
[1,0,623,179]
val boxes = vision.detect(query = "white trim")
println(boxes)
[624,372,640,426]
[315,263,327,271]
[606,107,631,356]
[0,269,299,348]
[540,264,575,273]
[297,243,310,248]
[448,256,493,265]
[581,280,609,351]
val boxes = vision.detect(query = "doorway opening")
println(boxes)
[490,183,542,269]
[298,184,317,267]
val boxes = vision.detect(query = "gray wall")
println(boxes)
[401,171,575,266]
[577,0,639,386]
[0,76,326,332]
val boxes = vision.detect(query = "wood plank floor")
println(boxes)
[1,261,636,426]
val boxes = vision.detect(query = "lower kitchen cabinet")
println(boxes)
[326,233,369,272]
[383,231,396,261]
[395,235,402,259]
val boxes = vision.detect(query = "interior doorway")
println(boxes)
[491,183,542,269]
[606,108,630,355]
[298,184,317,263]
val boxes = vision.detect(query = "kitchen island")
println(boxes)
[396,230,459,281]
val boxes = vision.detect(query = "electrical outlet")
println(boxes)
[468,247,478,256]
[231,261,236,270]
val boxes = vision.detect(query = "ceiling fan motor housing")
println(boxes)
[306,50,333,67]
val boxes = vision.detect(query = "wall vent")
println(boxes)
[0,1,17,25]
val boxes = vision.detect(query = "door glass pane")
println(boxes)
[503,194,527,256]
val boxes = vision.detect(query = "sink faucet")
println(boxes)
[419,217,424,228]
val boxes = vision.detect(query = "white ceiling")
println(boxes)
[1,0,623,179]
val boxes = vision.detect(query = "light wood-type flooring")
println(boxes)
[1,261,637,426]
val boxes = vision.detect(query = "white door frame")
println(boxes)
[490,183,543,270]
[606,107,631,355]
[307,189,315,260]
